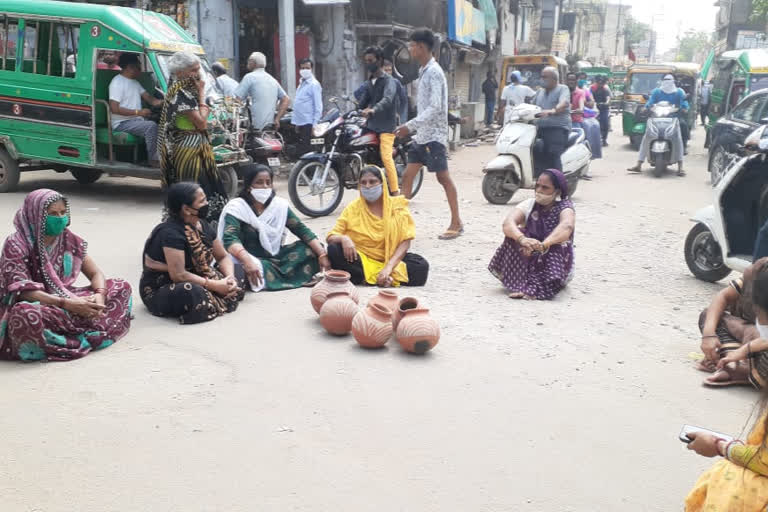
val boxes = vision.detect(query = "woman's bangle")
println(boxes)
[204,278,209,290]
[701,335,719,339]
[93,287,107,297]
[318,252,328,259]
[724,440,744,460]
[57,296,65,308]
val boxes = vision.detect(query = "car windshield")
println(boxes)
[511,66,546,89]
[751,75,768,93]
[155,53,222,100]
[629,73,665,94]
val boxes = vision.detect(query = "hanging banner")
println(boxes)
[447,0,486,46]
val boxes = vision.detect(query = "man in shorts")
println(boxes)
[396,28,463,240]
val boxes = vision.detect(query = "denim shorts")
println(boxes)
[407,141,448,173]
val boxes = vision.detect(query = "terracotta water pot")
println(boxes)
[319,292,359,335]
[310,270,359,314]
[391,297,420,332]
[352,303,394,349]
[368,289,399,313]
[396,307,440,354]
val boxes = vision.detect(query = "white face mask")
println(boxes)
[534,191,557,206]
[661,78,677,94]
[300,69,312,80]
[251,188,273,204]
[757,320,768,340]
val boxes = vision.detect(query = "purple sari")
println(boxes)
[488,170,575,300]
[0,189,132,361]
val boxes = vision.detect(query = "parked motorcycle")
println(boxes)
[279,107,340,161]
[685,124,768,282]
[481,104,591,204]
[287,98,424,217]
[641,101,684,177]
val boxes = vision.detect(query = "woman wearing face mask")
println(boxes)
[158,51,228,224]
[141,182,245,324]
[218,164,330,291]
[326,166,429,287]
[685,265,768,510]
[696,258,768,387]
[488,169,575,300]
[0,190,133,361]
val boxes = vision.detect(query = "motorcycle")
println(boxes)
[685,124,768,282]
[287,98,424,218]
[641,101,684,177]
[279,107,341,161]
[481,104,591,204]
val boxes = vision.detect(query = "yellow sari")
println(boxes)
[686,416,768,511]
[328,168,415,286]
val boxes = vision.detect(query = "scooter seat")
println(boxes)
[567,128,585,148]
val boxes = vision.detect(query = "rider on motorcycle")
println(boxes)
[532,66,572,171]
[627,74,689,176]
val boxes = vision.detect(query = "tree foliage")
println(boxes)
[624,16,653,51]
[675,30,713,62]
[752,0,768,22]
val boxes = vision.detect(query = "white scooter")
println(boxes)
[642,101,683,177]
[685,124,768,282]
[481,104,592,204]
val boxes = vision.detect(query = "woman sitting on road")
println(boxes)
[158,50,228,224]
[218,164,330,291]
[685,266,768,510]
[697,257,768,387]
[327,166,429,287]
[488,169,575,300]
[141,182,245,324]
[0,189,133,361]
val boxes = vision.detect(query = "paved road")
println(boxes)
[0,118,757,511]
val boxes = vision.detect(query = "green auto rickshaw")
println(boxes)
[0,0,249,193]
[622,63,700,149]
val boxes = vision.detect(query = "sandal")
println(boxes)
[702,368,751,388]
[302,272,325,288]
[438,227,464,240]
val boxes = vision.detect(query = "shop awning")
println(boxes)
[302,0,349,4]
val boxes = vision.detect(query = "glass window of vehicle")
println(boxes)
[730,93,764,123]
[56,24,78,76]
[512,66,546,89]
[751,75,768,93]
[155,53,221,99]
[0,16,19,71]
[628,73,665,94]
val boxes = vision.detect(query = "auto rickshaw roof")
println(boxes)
[2,0,204,55]
[719,49,768,74]
[504,55,568,67]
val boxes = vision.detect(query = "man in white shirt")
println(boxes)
[498,70,535,124]
[108,53,163,165]
[212,62,239,97]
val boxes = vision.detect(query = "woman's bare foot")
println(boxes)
[695,360,717,373]
[522,294,537,301]
[508,292,524,299]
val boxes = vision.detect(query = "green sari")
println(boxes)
[222,208,320,290]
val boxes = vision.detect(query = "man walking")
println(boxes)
[482,70,498,127]
[358,47,400,195]
[212,62,239,97]
[396,28,463,240]
[700,80,712,126]
[235,52,291,131]
[108,53,163,166]
[591,75,612,146]
[532,66,571,171]
[292,59,323,157]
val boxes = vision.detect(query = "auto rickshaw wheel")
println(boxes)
[0,147,20,193]
[70,168,103,185]
[219,165,239,198]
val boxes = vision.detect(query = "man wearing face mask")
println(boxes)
[292,59,323,159]
[358,46,400,195]
[627,74,689,176]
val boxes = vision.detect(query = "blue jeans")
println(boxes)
[754,219,768,261]
[485,98,495,126]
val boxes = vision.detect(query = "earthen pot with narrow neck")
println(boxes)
[368,289,399,313]
[319,292,359,336]
[395,307,440,354]
[391,297,420,332]
[311,270,359,314]
[352,303,394,349]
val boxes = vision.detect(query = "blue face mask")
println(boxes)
[361,184,383,202]
[578,79,587,88]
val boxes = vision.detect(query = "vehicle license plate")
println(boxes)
[267,157,281,167]
[652,141,667,152]
[311,138,324,145]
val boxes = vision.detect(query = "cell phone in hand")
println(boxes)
[679,424,734,444]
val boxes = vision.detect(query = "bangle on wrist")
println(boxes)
[204,277,209,290]
[57,296,65,308]
[702,335,719,339]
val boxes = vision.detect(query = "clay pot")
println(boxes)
[391,297,420,332]
[396,307,440,354]
[319,292,359,335]
[311,270,359,314]
[368,289,399,313]
[352,303,394,349]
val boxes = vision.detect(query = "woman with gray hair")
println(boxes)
[157,51,228,223]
